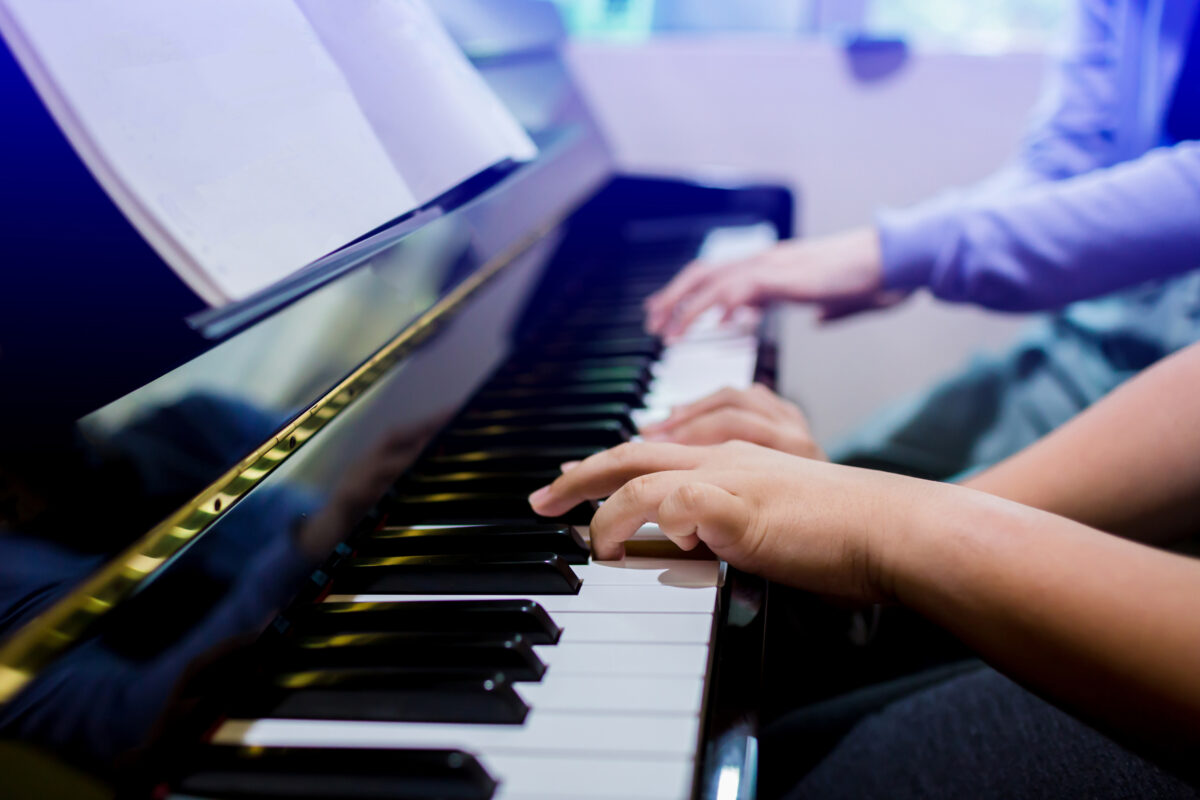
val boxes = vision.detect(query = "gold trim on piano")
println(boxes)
[0,217,565,705]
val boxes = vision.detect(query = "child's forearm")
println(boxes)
[885,482,1200,756]
[963,342,1200,544]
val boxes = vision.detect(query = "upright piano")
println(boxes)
[0,3,796,798]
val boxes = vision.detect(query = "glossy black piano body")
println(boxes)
[0,3,792,798]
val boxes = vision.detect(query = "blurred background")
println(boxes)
[545,0,1064,443]
[550,0,1064,46]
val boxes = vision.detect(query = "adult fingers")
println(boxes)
[643,260,720,334]
[659,276,756,341]
[528,441,708,518]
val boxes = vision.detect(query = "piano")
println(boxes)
[0,3,795,799]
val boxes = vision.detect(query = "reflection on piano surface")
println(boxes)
[0,2,793,798]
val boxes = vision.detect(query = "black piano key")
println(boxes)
[424,446,605,473]
[176,746,496,800]
[358,524,590,564]
[279,631,547,681]
[246,671,529,724]
[531,336,661,359]
[537,322,651,338]
[462,403,634,426]
[562,295,658,312]
[520,330,653,353]
[533,330,653,347]
[606,276,673,292]
[560,278,664,302]
[498,356,652,376]
[567,293,652,307]
[331,553,583,595]
[440,419,632,450]
[474,381,645,408]
[560,309,649,327]
[402,469,561,494]
[545,303,645,320]
[291,599,563,644]
[497,364,652,388]
[386,491,593,525]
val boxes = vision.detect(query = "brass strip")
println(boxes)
[0,218,563,704]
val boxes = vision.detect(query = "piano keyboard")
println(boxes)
[178,255,761,800]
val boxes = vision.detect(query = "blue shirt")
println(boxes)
[877,0,1200,312]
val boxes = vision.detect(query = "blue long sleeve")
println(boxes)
[877,0,1200,311]
[880,141,1200,310]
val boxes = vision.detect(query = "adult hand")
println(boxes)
[644,226,888,340]
[640,384,827,460]
[529,441,932,603]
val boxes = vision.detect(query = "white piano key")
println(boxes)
[575,522,672,542]
[326,584,718,613]
[642,342,757,409]
[534,641,709,678]
[658,304,759,342]
[572,559,720,587]
[213,710,701,759]
[487,753,694,800]
[631,406,672,428]
[696,222,778,264]
[516,675,705,714]
[553,611,713,644]
[632,325,758,430]
[628,522,670,541]
[660,333,759,356]
[648,341,757,375]
[671,305,727,337]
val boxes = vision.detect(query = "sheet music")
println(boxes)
[296,0,538,205]
[0,0,536,305]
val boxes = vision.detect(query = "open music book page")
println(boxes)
[296,0,537,206]
[0,0,536,306]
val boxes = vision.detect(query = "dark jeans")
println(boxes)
[830,320,1131,481]
[782,667,1198,799]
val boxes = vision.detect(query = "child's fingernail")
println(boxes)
[560,461,581,473]
[528,486,552,507]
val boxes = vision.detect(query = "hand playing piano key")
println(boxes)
[529,440,915,604]
[642,226,887,341]
[640,383,827,460]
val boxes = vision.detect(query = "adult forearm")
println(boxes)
[963,342,1200,543]
[885,483,1200,757]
